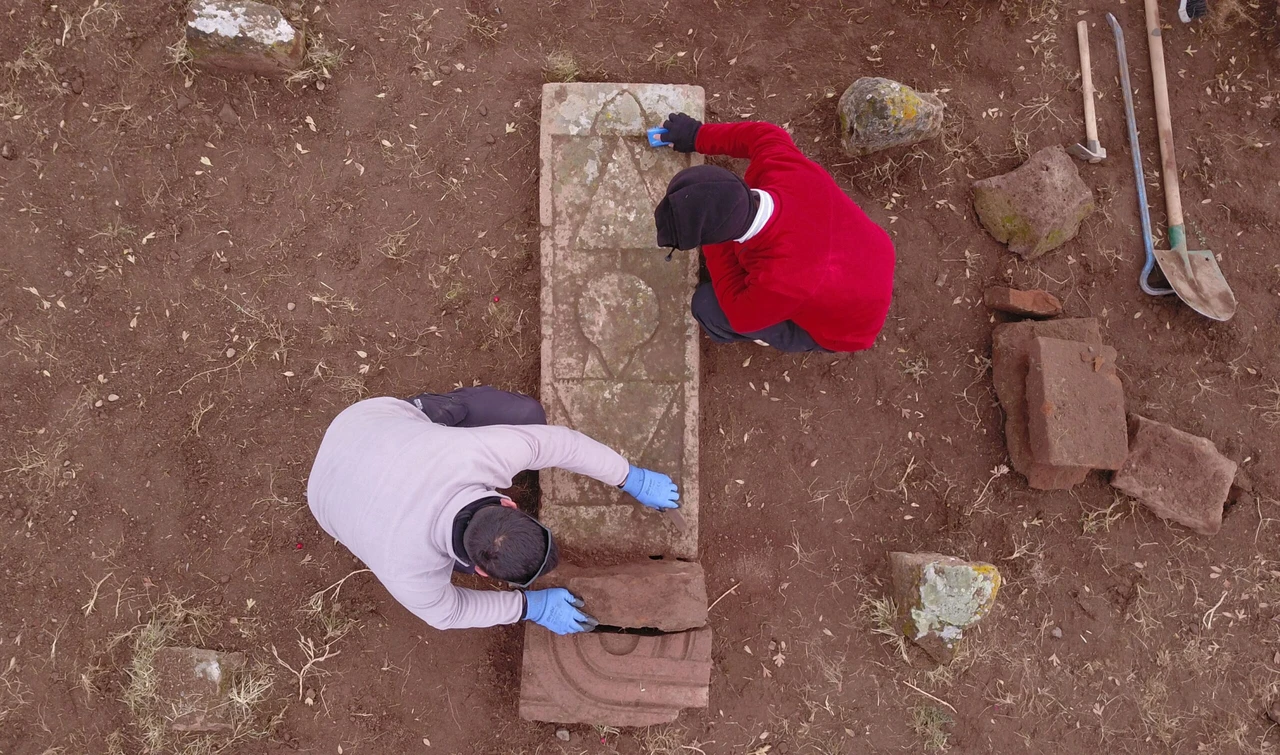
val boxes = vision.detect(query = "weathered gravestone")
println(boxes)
[538,83,705,560]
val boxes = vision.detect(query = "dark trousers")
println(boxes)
[405,386,547,575]
[405,385,547,428]
[690,282,830,353]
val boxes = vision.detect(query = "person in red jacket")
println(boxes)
[651,113,895,353]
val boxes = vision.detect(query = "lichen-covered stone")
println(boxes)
[837,77,945,156]
[151,646,245,732]
[186,1,305,77]
[889,552,1001,664]
[972,146,1095,259]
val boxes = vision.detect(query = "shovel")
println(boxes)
[1142,0,1237,320]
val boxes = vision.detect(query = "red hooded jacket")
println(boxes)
[695,121,896,352]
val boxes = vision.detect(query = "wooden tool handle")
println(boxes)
[1144,0,1184,228]
[1077,21,1099,144]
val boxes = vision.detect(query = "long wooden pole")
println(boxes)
[1144,0,1184,230]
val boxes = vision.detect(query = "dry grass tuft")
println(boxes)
[544,50,581,83]
[910,703,952,751]
[463,10,503,42]
[287,34,343,85]
[114,596,276,753]
[1249,381,1280,426]
[1207,0,1254,32]
[863,594,909,660]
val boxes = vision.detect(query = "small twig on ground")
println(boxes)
[707,583,740,613]
[904,680,958,713]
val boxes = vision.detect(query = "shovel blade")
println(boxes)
[1152,247,1237,321]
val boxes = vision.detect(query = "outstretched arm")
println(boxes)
[469,424,630,490]
[655,113,802,162]
[695,120,803,162]
[392,577,524,630]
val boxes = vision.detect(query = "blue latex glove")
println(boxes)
[621,465,680,510]
[524,588,597,635]
[646,126,670,147]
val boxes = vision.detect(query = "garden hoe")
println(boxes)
[1142,0,1237,320]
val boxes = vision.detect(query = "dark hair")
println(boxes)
[462,505,558,584]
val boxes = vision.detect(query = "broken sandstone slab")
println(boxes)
[543,560,707,632]
[991,318,1101,489]
[539,83,705,560]
[889,552,1000,664]
[837,77,945,156]
[984,286,1063,319]
[186,1,305,77]
[519,624,712,726]
[1026,337,1128,470]
[973,146,1095,259]
[1112,414,1237,535]
[152,646,245,732]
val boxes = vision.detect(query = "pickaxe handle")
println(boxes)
[1076,21,1100,148]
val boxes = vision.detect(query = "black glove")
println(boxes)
[659,112,702,153]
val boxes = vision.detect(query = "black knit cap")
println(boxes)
[654,165,756,251]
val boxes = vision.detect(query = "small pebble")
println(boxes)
[1269,699,1280,725]
[1050,627,1063,639]
[1,141,15,160]
[94,400,104,408]
[477,104,488,116]
[220,575,230,584]
[286,302,296,311]
[316,80,326,91]
[64,270,73,277]
[225,348,237,359]
[485,135,495,144]
[11,507,25,520]
[106,394,119,402]
[554,729,570,742]
[70,77,83,94]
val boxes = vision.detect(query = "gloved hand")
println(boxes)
[656,112,702,153]
[620,465,680,510]
[524,588,598,635]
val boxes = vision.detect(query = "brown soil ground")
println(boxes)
[3,0,1279,753]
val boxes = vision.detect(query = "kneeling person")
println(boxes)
[652,114,896,353]
[307,386,680,634]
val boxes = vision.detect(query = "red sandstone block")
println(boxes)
[543,560,706,632]
[1112,415,1237,536]
[519,624,712,726]
[1026,337,1127,469]
[991,319,1101,489]
[984,287,1063,318]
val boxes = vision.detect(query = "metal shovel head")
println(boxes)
[1152,245,1237,321]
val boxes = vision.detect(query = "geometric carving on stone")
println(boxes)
[518,624,712,726]
[540,82,705,560]
[578,273,659,378]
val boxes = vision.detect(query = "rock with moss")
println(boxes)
[837,77,945,156]
[888,552,1001,664]
[972,146,1095,259]
[186,0,305,77]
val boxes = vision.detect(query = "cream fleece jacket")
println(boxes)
[306,397,629,629]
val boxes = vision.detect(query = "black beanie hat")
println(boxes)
[654,165,756,251]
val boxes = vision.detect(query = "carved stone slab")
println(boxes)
[539,83,705,559]
[519,624,712,726]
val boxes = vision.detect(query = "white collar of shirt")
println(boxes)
[736,189,775,243]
